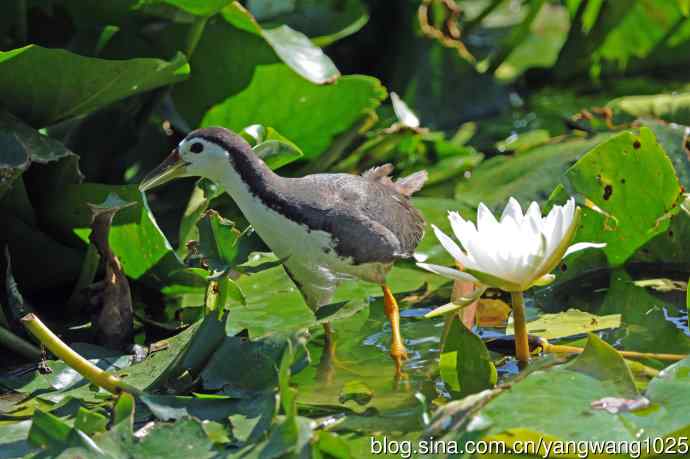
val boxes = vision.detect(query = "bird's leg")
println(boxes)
[382,285,408,376]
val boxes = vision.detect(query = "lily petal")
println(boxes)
[477,203,499,232]
[432,225,465,261]
[417,263,479,282]
[563,241,607,258]
[448,211,477,251]
[501,197,524,223]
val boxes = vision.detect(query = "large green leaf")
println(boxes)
[162,4,385,157]
[566,128,682,266]
[0,46,189,127]
[440,318,497,398]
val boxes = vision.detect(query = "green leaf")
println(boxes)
[0,112,81,200]
[222,4,339,84]
[0,46,189,127]
[566,128,682,266]
[225,258,314,339]
[200,335,285,397]
[135,0,232,16]
[127,418,216,458]
[598,270,690,360]
[140,394,241,421]
[640,118,690,189]
[74,408,108,436]
[197,210,241,275]
[240,124,304,170]
[338,380,374,406]
[162,8,385,157]
[262,25,339,84]
[565,334,638,398]
[554,0,686,79]
[506,309,621,340]
[440,318,497,398]
[247,0,369,46]
[0,420,32,459]
[608,93,690,126]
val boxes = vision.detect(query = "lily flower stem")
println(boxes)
[510,291,530,364]
[21,313,141,395]
[543,342,687,362]
[440,312,455,351]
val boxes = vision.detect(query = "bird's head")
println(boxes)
[139,127,253,191]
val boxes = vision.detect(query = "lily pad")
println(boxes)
[566,128,682,266]
[506,309,621,340]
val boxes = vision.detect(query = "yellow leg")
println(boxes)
[382,285,408,376]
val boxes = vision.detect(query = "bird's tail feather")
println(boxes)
[395,170,428,196]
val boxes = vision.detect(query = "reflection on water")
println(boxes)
[292,268,689,440]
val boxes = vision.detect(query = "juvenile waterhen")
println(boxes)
[140,127,427,374]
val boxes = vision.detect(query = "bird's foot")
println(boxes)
[390,344,409,378]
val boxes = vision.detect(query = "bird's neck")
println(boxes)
[215,153,285,220]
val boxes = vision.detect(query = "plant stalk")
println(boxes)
[184,15,210,58]
[21,313,140,395]
[542,342,687,363]
[510,291,530,364]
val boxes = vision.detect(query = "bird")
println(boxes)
[139,127,427,374]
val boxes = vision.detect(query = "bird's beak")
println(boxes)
[139,149,189,192]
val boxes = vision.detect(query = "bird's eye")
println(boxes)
[190,142,204,154]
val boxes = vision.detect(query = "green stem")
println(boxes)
[440,312,455,351]
[184,15,210,58]
[21,313,140,395]
[543,342,687,363]
[510,291,530,364]
[0,325,42,361]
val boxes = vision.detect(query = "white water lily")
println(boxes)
[418,197,605,292]
[419,197,605,364]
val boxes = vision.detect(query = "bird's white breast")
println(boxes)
[221,176,387,309]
